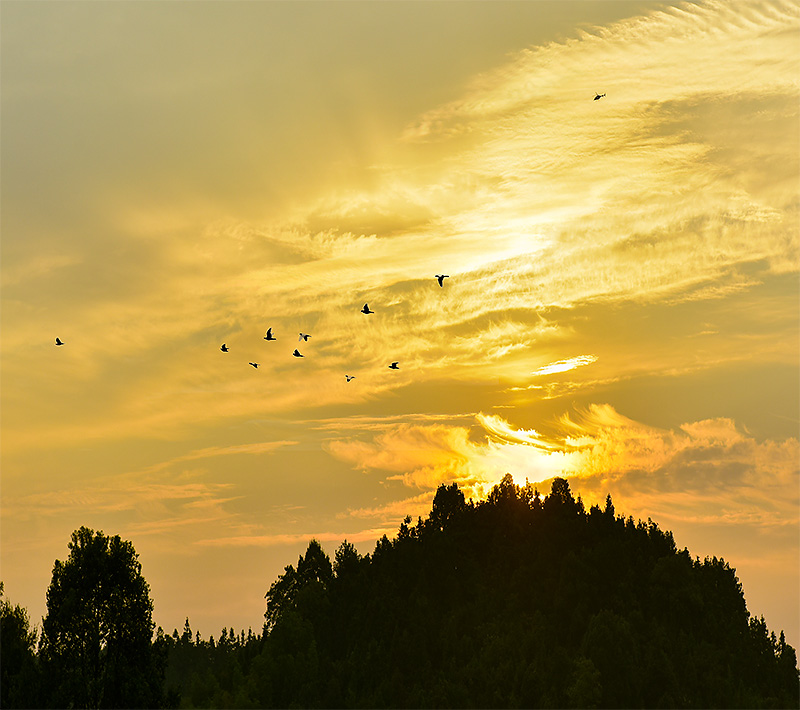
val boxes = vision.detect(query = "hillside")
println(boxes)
[162,476,799,708]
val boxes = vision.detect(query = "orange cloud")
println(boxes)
[327,416,568,501]
[328,405,799,530]
[326,424,479,490]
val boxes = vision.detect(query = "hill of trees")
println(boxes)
[2,475,798,708]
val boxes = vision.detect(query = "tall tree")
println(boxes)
[39,527,164,708]
[333,539,361,579]
[265,539,333,632]
[1,582,40,708]
[429,482,467,532]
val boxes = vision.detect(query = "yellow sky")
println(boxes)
[2,0,798,647]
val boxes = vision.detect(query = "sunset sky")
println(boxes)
[2,0,798,649]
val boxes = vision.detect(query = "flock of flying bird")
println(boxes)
[54,275,451,383]
[53,93,608,373]
[219,274,449,380]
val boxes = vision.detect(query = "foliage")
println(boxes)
[38,526,165,708]
[1,582,40,708]
[163,475,799,708]
[5,479,798,708]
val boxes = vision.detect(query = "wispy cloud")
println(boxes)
[5,0,797,451]
[341,491,436,521]
[137,440,298,476]
[476,412,566,453]
[530,355,598,378]
[2,254,82,287]
[2,480,237,521]
[327,424,477,489]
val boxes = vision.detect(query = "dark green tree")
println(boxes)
[264,538,333,632]
[39,526,164,708]
[1,582,40,708]
[486,472,519,506]
[544,476,578,511]
[429,482,467,532]
[296,538,333,588]
[264,563,299,633]
[164,477,799,708]
[333,539,361,578]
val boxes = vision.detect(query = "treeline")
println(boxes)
[2,476,798,708]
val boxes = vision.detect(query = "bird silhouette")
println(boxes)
[435,274,449,287]
[264,328,276,341]
[55,337,64,346]
[293,349,304,358]
[361,303,374,314]
[249,362,259,368]
[389,362,399,369]
[299,333,311,342]
[220,343,229,352]
[345,375,355,382]
[594,91,606,100]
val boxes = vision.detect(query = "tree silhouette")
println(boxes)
[1,582,41,708]
[333,539,361,578]
[429,481,467,532]
[158,476,799,708]
[39,527,164,708]
[264,538,334,634]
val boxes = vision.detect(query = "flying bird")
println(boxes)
[264,328,276,341]
[435,274,449,287]
[345,375,355,382]
[299,333,311,342]
[293,349,304,358]
[388,362,399,369]
[361,303,374,314]
[55,337,64,346]
[249,362,259,369]
[220,343,229,352]
[593,91,606,100]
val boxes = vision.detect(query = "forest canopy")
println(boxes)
[1,476,798,708]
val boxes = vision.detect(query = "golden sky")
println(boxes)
[2,0,798,647]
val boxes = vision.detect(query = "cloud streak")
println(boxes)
[137,440,298,476]
[530,355,598,378]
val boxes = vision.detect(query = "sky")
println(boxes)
[2,0,799,650]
